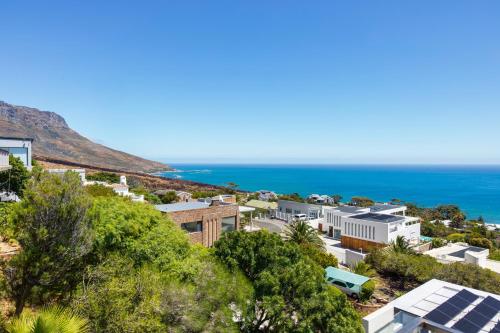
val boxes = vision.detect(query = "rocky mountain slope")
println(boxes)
[0,101,171,173]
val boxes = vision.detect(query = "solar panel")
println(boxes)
[491,321,500,333]
[424,289,479,325]
[452,296,500,333]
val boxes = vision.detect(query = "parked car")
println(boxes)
[293,213,307,221]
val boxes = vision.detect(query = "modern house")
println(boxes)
[321,203,417,251]
[307,194,334,205]
[275,199,323,221]
[154,189,193,202]
[0,136,33,170]
[363,279,500,333]
[256,190,278,201]
[340,213,420,251]
[424,242,500,274]
[155,200,240,247]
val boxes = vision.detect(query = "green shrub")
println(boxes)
[359,279,375,302]
[85,184,116,197]
[468,237,493,249]
[86,172,120,183]
[447,233,466,243]
[431,238,446,248]
[299,243,338,268]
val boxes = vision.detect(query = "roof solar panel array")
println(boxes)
[424,289,479,325]
[452,296,500,333]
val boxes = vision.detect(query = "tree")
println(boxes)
[431,238,446,249]
[331,194,342,204]
[350,196,374,207]
[85,184,116,197]
[161,191,178,204]
[5,171,93,315]
[351,261,376,277]
[214,231,363,332]
[6,306,89,333]
[278,193,304,203]
[450,211,466,229]
[85,172,120,183]
[0,155,30,196]
[284,220,325,250]
[390,236,414,254]
[226,182,239,190]
[299,243,338,268]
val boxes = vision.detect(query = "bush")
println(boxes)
[468,237,493,249]
[86,172,120,183]
[350,196,374,207]
[359,279,375,302]
[299,243,338,268]
[161,191,178,204]
[447,233,466,243]
[0,155,30,195]
[431,238,446,249]
[366,249,500,294]
[85,184,116,197]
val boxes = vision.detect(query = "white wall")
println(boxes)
[342,216,390,243]
[388,221,420,244]
[0,138,32,169]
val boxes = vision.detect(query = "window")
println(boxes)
[181,221,202,233]
[333,281,347,288]
[372,226,375,239]
[368,226,372,239]
[221,216,236,233]
[294,210,301,215]
[365,225,368,239]
[285,208,292,214]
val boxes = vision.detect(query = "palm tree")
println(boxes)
[284,220,325,250]
[351,260,376,277]
[390,235,414,254]
[6,306,89,333]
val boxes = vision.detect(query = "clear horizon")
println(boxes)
[1,1,500,164]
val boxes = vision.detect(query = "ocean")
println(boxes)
[157,164,500,224]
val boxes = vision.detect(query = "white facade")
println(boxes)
[342,214,420,245]
[0,137,33,170]
[275,200,323,221]
[0,149,10,171]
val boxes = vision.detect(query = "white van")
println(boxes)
[293,214,307,221]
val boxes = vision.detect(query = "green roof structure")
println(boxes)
[325,266,370,287]
[245,199,278,210]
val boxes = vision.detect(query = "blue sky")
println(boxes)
[1,1,499,164]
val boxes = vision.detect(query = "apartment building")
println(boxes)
[0,136,33,170]
[155,200,240,247]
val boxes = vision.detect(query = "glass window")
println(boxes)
[181,221,202,233]
[221,216,236,233]
[333,281,347,288]
[285,208,292,214]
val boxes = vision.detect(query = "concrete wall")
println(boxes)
[167,204,240,247]
[0,149,8,169]
[388,222,420,244]
[0,138,32,169]
[342,217,389,244]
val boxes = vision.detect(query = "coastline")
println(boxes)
[157,163,500,224]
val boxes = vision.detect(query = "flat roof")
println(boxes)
[155,202,210,213]
[245,199,278,210]
[334,205,368,214]
[363,279,500,333]
[350,212,405,223]
[0,136,34,142]
[325,266,370,286]
[369,203,406,212]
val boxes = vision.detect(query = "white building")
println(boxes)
[363,279,500,333]
[84,174,144,202]
[424,242,500,274]
[0,149,10,172]
[0,136,33,170]
[322,204,410,240]
[275,200,323,221]
[342,213,420,250]
[307,194,334,205]
[256,190,278,201]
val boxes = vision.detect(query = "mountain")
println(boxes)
[0,101,171,173]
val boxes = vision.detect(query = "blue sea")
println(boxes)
[157,164,500,224]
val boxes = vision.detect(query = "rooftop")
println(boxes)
[0,136,34,142]
[369,203,406,213]
[155,201,210,213]
[245,199,278,210]
[350,212,406,223]
[363,279,500,333]
[334,205,369,214]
